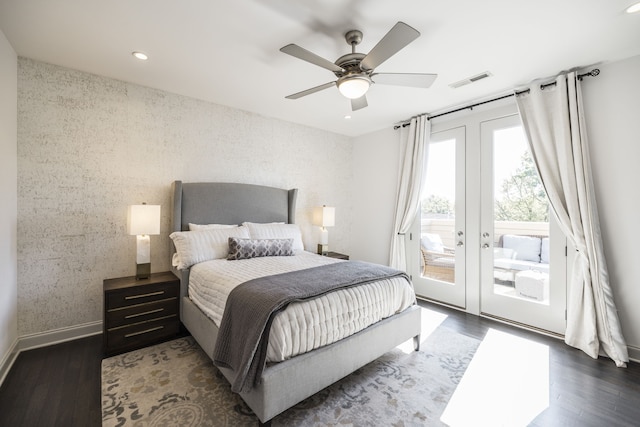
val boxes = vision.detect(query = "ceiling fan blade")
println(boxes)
[351,95,368,111]
[372,73,437,88]
[280,44,344,73]
[360,22,420,71]
[285,81,336,99]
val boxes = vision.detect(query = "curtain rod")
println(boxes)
[393,68,600,129]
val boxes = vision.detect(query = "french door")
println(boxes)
[479,115,566,334]
[410,111,566,335]
[409,126,466,309]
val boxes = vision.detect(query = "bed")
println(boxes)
[170,180,422,425]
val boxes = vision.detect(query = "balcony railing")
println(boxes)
[421,217,549,248]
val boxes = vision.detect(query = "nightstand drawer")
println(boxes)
[106,281,179,310]
[106,297,178,329]
[103,272,181,356]
[105,316,179,354]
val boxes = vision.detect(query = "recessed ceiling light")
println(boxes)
[344,115,352,120]
[132,51,148,61]
[626,2,640,13]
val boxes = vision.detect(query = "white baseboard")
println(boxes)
[0,338,19,387]
[18,320,103,352]
[627,345,640,364]
[0,321,103,387]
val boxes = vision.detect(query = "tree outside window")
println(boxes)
[422,150,548,222]
[494,151,548,222]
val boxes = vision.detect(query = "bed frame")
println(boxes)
[170,180,422,425]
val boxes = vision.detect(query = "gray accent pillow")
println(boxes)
[227,237,294,260]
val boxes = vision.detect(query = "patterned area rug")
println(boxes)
[102,326,479,426]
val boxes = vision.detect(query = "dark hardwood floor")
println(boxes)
[422,301,640,427]
[0,334,103,427]
[1,301,638,426]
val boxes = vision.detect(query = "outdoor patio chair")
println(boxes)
[420,233,456,282]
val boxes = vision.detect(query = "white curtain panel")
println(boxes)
[389,115,430,271]
[516,72,628,367]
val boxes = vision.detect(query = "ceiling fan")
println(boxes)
[280,21,437,111]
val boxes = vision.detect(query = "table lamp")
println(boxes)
[313,205,335,255]
[127,203,161,279]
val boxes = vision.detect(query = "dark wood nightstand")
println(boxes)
[103,271,180,356]
[326,251,349,260]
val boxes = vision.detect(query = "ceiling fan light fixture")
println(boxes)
[281,22,435,109]
[337,75,371,99]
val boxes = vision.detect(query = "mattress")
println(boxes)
[188,251,416,362]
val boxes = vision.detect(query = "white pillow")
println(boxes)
[170,226,250,269]
[188,223,237,231]
[243,222,304,251]
[421,233,444,253]
[502,235,541,263]
[540,237,550,264]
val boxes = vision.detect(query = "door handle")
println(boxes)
[457,241,464,247]
[482,243,490,249]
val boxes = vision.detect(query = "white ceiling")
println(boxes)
[1,0,639,137]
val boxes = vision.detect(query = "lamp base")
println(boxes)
[317,244,329,256]
[136,263,151,280]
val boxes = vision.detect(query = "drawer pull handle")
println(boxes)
[125,290,164,300]
[125,308,164,319]
[124,326,164,338]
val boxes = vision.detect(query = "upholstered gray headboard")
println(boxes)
[170,181,298,302]
[171,181,298,232]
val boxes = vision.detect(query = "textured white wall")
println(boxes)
[0,30,18,366]
[17,58,352,336]
[581,54,640,356]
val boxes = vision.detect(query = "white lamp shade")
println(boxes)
[337,77,370,99]
[313,206,335,227]
[128,204,161,235]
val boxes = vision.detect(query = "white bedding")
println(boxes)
[188,251,416,362]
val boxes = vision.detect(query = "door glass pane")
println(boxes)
[421,138,456,284]
[492,127,550,305]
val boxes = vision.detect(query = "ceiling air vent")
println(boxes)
[449,71,492,89]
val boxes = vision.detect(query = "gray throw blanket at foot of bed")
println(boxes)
[213,260,410,393]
